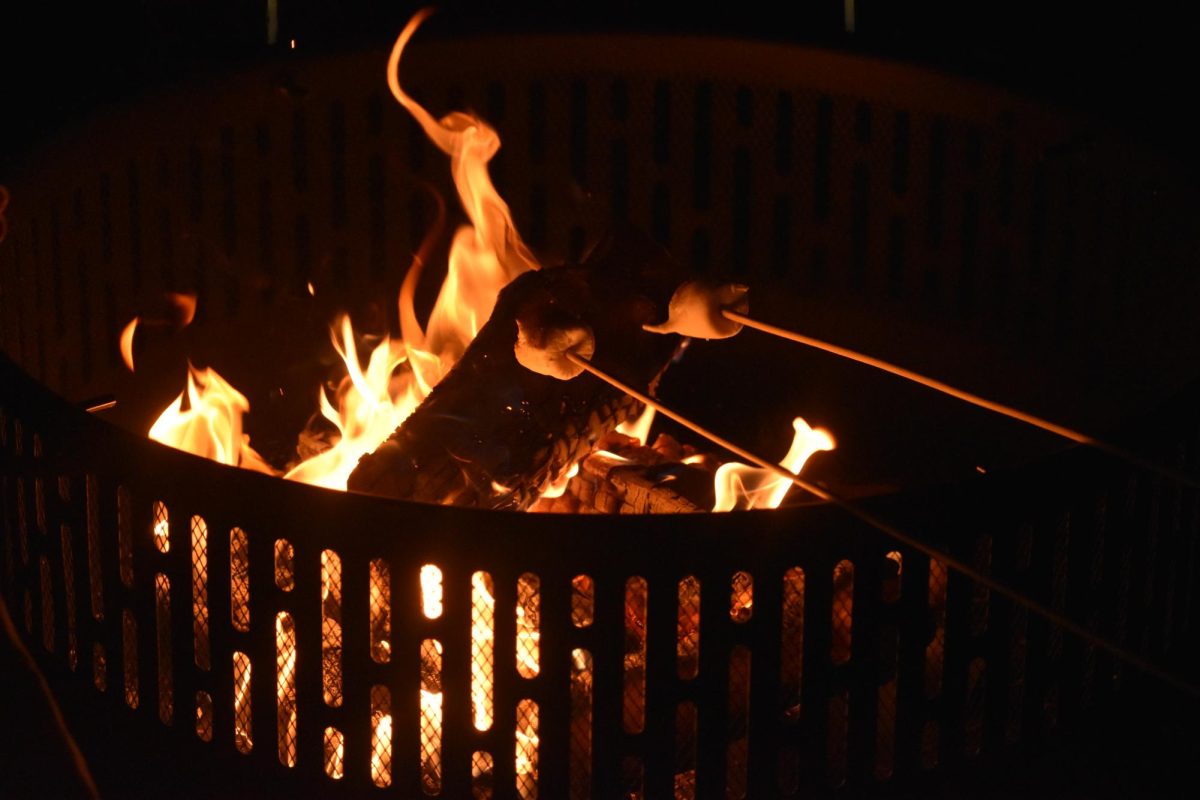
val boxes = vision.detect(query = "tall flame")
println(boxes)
[713,417,835,512]
[281,8,539,490]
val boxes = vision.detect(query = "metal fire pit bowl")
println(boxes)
[3,34,1200,799]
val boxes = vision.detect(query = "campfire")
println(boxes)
[2,7,1199,800]
[124,10,836,518]
[111,13,842,793]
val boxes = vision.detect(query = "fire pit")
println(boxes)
[3,17,1200,800]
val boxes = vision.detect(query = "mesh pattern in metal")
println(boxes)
[323,726,345,780]
[122,607,138,708]
[17,477,31,570]
[152,500,169,553]
[675,701,697,800]
[780,567,805,723]
[924,559,948,698]
[730,571,753,623]
[190,515,210,670]
[59,523,77,668]
[369,558,391,663]
[883,551,902,603]
[155,573,172,724]
[35,476,45,534]
[921,720,939,770]
[420,638,443,794]
[473,751,494,800]
[624,576,647,733]
[472,571,495,731]
[727,645,751,798]
[875,674,898,780]
[964,657,986,757]
[85,475,102,620]
[117,486,132,587]
[321,549,343,706]
[196,691,214,742]
[970,535,992,636]
[516,698,539,799]
[39,555,53,651]
[229,527,250,633]
[827,690,849,788]
[622,757,643,800]
[569,648,593,800]
[93,642,106,692]
[370,685,393,787]
[15,478,27,565]
[421,563,443,619]
[571,574,594,628]
[516,573,540,679]
[831,560,854,664]
[233,651,253,753]
[274,538,294,591]
[276,611,298,767]
[677,575,700,680]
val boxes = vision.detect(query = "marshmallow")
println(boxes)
[642,280,749,339]
[514,318,596,380]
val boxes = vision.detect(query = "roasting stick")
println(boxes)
[564,350,1200,700]
[722,309,1200,491]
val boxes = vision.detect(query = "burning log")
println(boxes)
[347,230,687,509]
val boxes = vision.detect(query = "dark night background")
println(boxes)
[1,2,1198,797]
[0,1,1198,185]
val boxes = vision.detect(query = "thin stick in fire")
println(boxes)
[564,348,1200,701]
[722,309,1200,491]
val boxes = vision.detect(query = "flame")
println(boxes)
[167,292,198,326]
[419,688,443,785]
[371,712,393,785]
[134,10,536,492]
[420,564,443,619]
[148,363,273,473]
[712,417,835,512]
[616,405,656,445]
[471,572,495,732]
[278,8,539,491]
[538,462,579,499]
[120,318,138,371]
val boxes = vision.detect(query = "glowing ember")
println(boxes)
[713,417,835,511]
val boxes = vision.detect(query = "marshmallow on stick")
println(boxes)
[515,316,596,380]
[642,280,749,339]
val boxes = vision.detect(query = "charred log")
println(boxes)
[347,230,687,509]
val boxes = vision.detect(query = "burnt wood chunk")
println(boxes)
[347,230,686,509]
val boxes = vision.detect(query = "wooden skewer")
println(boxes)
[565,349,1200,700]
[722,309,1200,490]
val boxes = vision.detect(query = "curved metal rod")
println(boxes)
[565,350,1200,701]
[723,309,1200,491]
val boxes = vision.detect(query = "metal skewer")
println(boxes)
[564,349,1200,700]
[722,309,1200,490]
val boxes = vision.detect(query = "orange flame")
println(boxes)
[120,318,138,371]
[713,417,835,511]
[148,363,273,473]
[280,8,539,491]
[616,405,656,445]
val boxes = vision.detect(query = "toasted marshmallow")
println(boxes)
[642,280,749,339]
[515,318,596,380]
